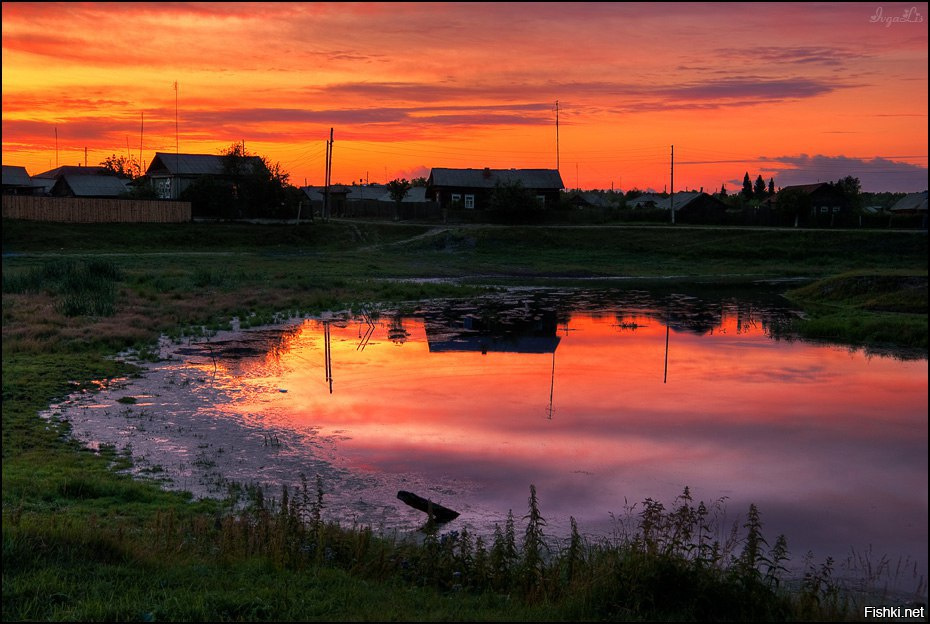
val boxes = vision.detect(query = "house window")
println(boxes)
[464,194,475,209]
[832,206,840,213]
[821,206,829,213]
[451,193,461,205]
[536,195,546,206]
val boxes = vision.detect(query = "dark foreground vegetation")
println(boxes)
[2,220,927,621]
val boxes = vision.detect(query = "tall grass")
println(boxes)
[3,258,122,317]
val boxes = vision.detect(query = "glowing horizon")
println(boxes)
[2,2,928,192]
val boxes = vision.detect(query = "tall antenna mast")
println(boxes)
[174,81,179,196]
[555,100,560,171]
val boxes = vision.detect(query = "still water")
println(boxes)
[67,288,928,588]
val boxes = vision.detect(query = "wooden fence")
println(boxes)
[2,195,191,223]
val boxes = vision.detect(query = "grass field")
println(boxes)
[2,219,927,621]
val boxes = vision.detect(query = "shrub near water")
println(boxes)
[3,259,122,317]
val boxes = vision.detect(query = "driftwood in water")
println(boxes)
[397,490,460,523]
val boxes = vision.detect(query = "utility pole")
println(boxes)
[323,128,333,221]
[323,139,330,221]
[670,145,675,225]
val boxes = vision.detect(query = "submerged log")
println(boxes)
[397,490,460,523]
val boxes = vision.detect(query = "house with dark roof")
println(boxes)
[145,152,263,199]
[627,193,667,209]
[890,190,928,228]
[566,191,615,209]
[50,174,130,198]
[773,182,850,226]
[425,168,564,211]
[890,190,928,215]
[665,191,729,223]
[33,165,109,179]
[2,165,40,195]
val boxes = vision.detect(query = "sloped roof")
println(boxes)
[627,192,666,208]
[376,186,428,203]
[429,168,563,190]
[55,174,129,197]
[146,152,264,176]
[2,165,33,186]
[890,190,928,213]
[33,165,109,179]
[630,191,714,211]
[780,183,830,194]
[664,191,703,210]
[32,178,56,194]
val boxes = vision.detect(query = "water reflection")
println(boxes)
[131,289,930,586]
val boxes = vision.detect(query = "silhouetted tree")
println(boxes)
[753,175,767,199]
[411,176,428,187]
[741,172,753,200]
[183,143,296,219]
[834,175,862,212]
[768,178,775,196]
[775,186,812,227]
[386,178,411,221]
[719,183,728,198]
[489,180,540,223]
[100,154,141,179]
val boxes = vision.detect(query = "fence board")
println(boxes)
[2,195,191,223]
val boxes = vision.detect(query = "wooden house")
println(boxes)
[50,174,130,198]
[425,168,564,211]
[145,152,263,199]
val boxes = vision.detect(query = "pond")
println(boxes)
[50,286,928,592]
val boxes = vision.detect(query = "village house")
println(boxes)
[145,152,263,200]
[627,191,728,223]
[890,190,928,228]
[761,182,851,226]
[1,165,40,195]
[50,174,130,198]
[425,167,564,211]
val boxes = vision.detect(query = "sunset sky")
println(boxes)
[2,2,928,192]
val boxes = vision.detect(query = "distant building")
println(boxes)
[425,168,564,210]
[628,191,728,223]
[145,152,263,199]
[1,165,40,195]
[627,193,666,209]
[566,191,615,209]
[890,190,928,227]
[889,190,928,215]
[32,165,109,179]
[50,174,130,198]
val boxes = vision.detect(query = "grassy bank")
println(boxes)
[3,219,927,621]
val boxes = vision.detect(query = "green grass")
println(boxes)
[3,219,927,621]
[785,271,928,354]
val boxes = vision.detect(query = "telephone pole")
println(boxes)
[323,128,333,221]
[670,145,675,225]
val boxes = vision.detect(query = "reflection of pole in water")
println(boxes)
[357,313,375,351]
[547,351,556,419]
[324,321,333,393]
[663,307,670,384]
